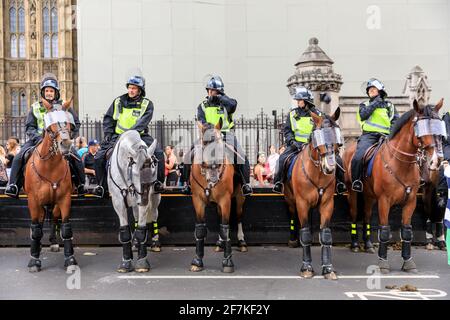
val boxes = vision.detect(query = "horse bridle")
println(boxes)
[108,141,158,208]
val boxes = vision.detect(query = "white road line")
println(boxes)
[118,275,440,280]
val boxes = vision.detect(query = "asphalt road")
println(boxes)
[0,245,449,300]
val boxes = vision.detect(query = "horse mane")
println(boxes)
[388,110,414,139]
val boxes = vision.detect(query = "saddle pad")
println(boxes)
[287,154,299,181]
[365,144,383,178]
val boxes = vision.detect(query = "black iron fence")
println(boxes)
[0,110,287,165]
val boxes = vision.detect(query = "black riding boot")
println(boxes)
[5,155,24,198]
[182,164,192,195]
[237,163,252,196]
[153,149,165,194]
[93,154,108,198]
[68,155,86,196]
[335,155,347,194]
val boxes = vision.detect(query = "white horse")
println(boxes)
[108,130,161,273]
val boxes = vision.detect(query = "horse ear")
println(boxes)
[435,98,444,112]
[331,107,341,122]
[62,97,73,111]
[147,139,157,156]
[215,117,223,131]
[310,111,321,126]
[413,99,421,113]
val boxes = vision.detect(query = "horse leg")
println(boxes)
[218,199,234,273]
[133,206,151,273]
[49,206,61,252]
[377,197,391,274]
[297,200,314,278]
[319,197,338,280]
[348,191,360,252]
[362,196,375,254]
[288,208,300,248]
[27,204,45,272]
[400,200,418,273]
[60,196,77,270]
[148,219,161,253]
[115,202,133,273]
[190,198,206,272]
[235,194,247,253]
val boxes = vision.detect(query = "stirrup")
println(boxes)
[153,181,165,194]
[182,184,192,195]
[351,180,363,192]
[92,185,104,198]
[272,182,283,194]
[336,182,347,195]
[4,184,19,198]
[241,184,253,196]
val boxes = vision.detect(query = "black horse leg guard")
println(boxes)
[299,227,313,270]
[30,223,43,259]
[400,225,413,261]
[350,223,358,249]
[134,226,148,259]
[320,228,334,274]
[378,225,391,260]
[119,225,133,261]
[219,224,234,268]
[60,222,74,258]
[192,223,207,267]
[363,223,373,249]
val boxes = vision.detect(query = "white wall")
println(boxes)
[77,0,450,120]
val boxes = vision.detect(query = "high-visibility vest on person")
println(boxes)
[32,102,46,134]
[113,98,150,135]
[357,100,394,134]
[202,101,234,132]
[289,110,314,143]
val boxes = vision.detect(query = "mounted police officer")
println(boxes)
[93,75,165,198]
[272,87,348,194]
[182,75,253,196]
[351,78,399,192]
[5,73,86,198]
[436,111,450,208]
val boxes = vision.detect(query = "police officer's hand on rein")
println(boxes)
[292,141,303,151]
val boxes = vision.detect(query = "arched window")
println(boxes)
[43,2,59,58]
[43,35,51,58]
[11,91,19,117]
[19,91,28,116]
[9,3,26,59]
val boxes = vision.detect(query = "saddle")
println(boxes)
[283,146,306,181]
[362,139,384,178]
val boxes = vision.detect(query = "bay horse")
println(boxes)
[108,130,160,273]
[24,99,77,272]
[284,108,342,280]
[343,99,444,273]
[190,120,246,273]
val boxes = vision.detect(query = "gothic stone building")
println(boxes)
[0,0,78,120]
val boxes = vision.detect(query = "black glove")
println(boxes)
[290,140,303,150]
[320,93,331,104]
[33,135,43,145]
[103,135,112,144]
[208,95,221,105]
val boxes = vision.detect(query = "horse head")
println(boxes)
[310,107,342,175]
[42,98,74,156]
[412,98,444,171]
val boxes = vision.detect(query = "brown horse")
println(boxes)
[343,99,443,273]
[189,120,245,273]
[284,108,341,280]
[24,99,77,272]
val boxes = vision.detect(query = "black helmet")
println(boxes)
[366,78,387,98]
[40,73,60,101]
[126,75,146,96]
[205,76,224,94]
[293,86,314,103]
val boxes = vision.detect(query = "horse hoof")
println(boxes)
[214,246,224,253]
[425,243,434,250]
[402,260,417,273]
[351,246,360,253]
[151,246,161,253]
[436,241,447,251]
[135,258,151,273]
[300,270,314,279]
[365,247,376,254]
[64,256,78,268]
[190,265,203,272]
[379,260,390,274]
[117,259,134,273]
[324,272,338,280]
[288,240,300,248]
[29,265,41,273]
[222,266,234,273]
[50,244,60,252]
